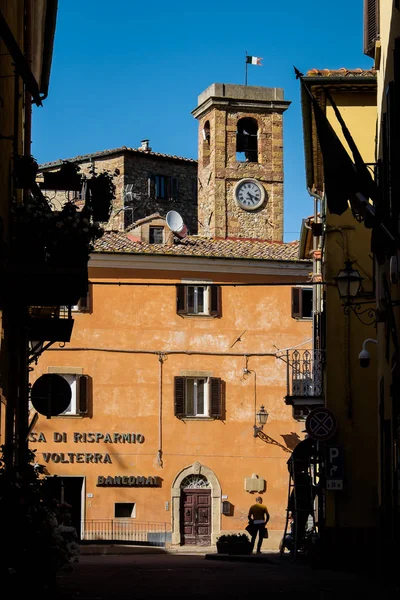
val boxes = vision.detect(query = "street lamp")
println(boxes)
[254,405,269,437]
[28,340,44,365]
[334,260,363,303]
[333,260,377,326]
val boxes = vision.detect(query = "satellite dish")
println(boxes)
[166,210,188,239]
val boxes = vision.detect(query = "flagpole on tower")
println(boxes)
[245,51,248,85]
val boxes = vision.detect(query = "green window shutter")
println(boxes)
[174,377,186,418]
[76,374,91,415]
[176,285,186,315]
[210,377,222,419]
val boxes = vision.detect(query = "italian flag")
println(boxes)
[246,56,262,66]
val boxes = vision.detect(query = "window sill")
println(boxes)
[179,416,215,421]
[178,314,218,319]
[292,316,312,321]
[55,414,85,418]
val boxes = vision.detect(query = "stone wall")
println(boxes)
[39,151,198,234]
[123,153,198,234]
[195,92,286,242]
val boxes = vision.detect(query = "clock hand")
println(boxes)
[247,192,256,202]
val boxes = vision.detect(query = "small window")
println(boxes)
[291,288,313,319]
[292,406,309,421]
[58,373,91,416]
[149,226,164,244]
[149,175,179,200]
[62,288,91,313]
[115,503,136,518]
[176,284,221,317]
[155,175,167,199]
[174,376,223,419]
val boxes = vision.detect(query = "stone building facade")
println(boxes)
[29,81,308,551]
[192,84,290,241]
[38,142,198,233]
[39,84,291,244]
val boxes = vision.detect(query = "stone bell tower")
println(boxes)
[192,83,290,241]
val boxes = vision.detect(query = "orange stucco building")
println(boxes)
[29,83,312,549]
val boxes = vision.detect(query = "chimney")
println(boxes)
[140,139,151,152]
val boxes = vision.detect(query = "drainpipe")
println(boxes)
[157,354,165,467]
[307,189,323,318]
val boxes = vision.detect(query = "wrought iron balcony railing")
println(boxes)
[285,349,324,399]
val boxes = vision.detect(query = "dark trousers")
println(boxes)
[250,523,265,553]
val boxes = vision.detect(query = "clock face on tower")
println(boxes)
[234,178,266,211]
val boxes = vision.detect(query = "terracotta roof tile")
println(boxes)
[39,146,197,169]
[93,231,304,262]
[305,67,376,78]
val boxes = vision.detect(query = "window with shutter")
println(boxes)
[363,0,380,58]
[176,284,221,317]
[291,288,312,319]
[53,372,91,417]
[174,377,186,417]
[174,376,224,419]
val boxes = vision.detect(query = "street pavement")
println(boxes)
[54,550,395,599]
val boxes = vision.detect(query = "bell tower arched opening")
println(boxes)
[236,117,258,162]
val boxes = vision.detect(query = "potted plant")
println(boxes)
[86,167,117,222]
[216,533,252,555]
[41,161,82,191]
[14,154,39,189]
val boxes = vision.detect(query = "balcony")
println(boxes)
[282,349,324,421]
[27,305,74,364]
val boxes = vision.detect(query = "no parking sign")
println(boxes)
[305,407,337,441]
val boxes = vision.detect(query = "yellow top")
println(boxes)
[248,503,269,521]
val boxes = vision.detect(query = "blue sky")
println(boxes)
[32,0,373,242]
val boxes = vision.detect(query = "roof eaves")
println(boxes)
[39,146,197,169]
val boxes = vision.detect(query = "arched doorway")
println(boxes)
[171,462,221,546]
